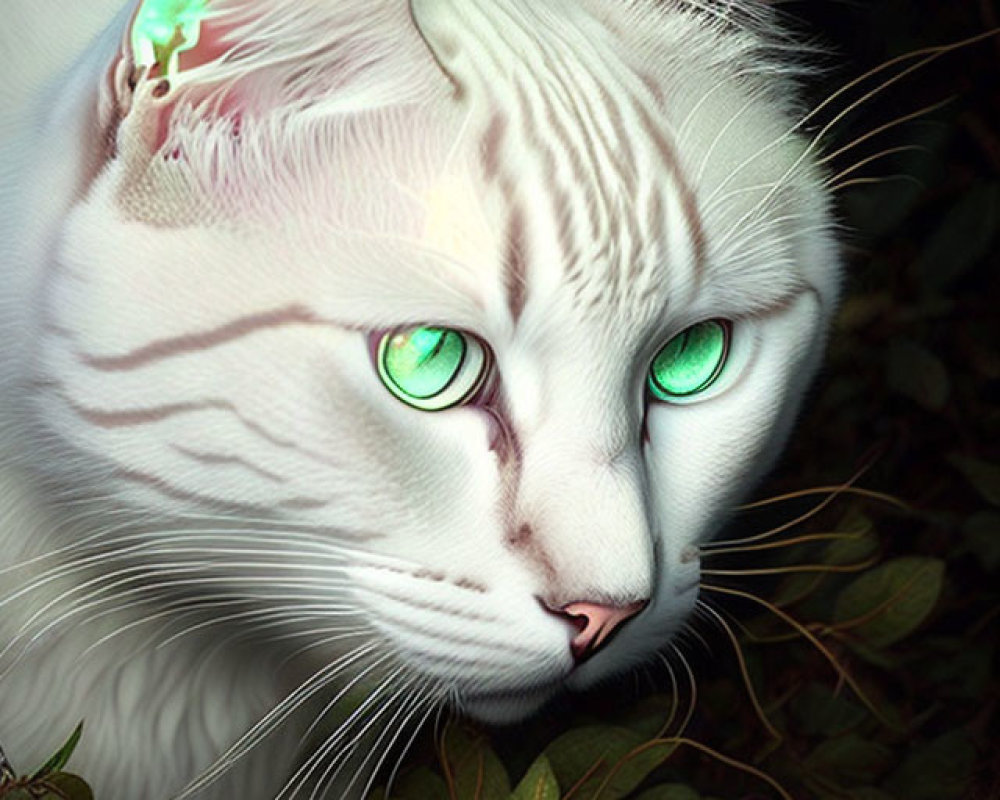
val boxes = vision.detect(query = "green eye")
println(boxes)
[377,327,489,411]
[648,320,730,400]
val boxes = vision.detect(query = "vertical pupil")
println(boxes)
[384,328,466,399]
[651,321,727,397]
[406,328,447,366]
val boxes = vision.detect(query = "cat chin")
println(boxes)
[459,683,562,726]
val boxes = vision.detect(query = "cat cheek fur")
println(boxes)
[0,0,842,795]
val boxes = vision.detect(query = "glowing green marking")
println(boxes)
[381,327,467,400]
[131,0,209,75]
[649,320,729,399]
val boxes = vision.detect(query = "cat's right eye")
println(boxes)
[647,319,731,401]
[377,327,490,411]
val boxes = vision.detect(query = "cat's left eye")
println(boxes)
[377,327,490,411]
[647,319,731,401]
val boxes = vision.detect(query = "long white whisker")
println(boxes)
[173,643,387,799]
[278,664,407,800]
[340,680,435,800]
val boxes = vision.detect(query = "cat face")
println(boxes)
[21,0,840,725]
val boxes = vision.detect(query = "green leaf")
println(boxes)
[38,773,94,800]
[949,454,1000,507]
[388,766,450,800]
[543,726,675,800]
[634,784,701,800]
[920,637,995,700]
[912,182,1000,290]
[617,695,679,738]
[544,726,641,795]
[848,789,895,800]
[804,734,893,786]
[1,789,35,800]
[789,682,867,737]
[825,509,879,566]
[441,725,510,800]
[886,339,950,411]
[883,731,977,800]
[963,512,1000,570]
[833,556,945,647]
[509,755,559,800]
[835,292,892,332]
[30,724,84,781]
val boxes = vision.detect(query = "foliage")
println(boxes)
[0,725,93,800]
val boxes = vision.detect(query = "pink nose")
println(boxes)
[551,600,647,662]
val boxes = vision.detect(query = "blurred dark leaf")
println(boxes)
[834,556,945,647]
[825,510,880,566]
[616,695,678,738]
[0,790,34,800]
[804,734,894,786]
[38,773,94,800]
[886,339,950,411]
[920,637,995,700]
[388,766,450,800]
[911,182,1000,290]
[948,455,1000,507]
[961,511,1000,571]
[836,292,893,332]
[633,785,701,800]
[789,682,867,737]
[848,789,895,800]
[883,731,977,800]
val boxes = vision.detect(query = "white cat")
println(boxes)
[0,1,839,797]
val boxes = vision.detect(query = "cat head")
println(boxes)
[16,0,840,723]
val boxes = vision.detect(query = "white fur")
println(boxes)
[0,1,840,797]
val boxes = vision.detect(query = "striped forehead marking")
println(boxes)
[465,30,706,325]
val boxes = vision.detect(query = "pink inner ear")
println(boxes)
[144,19,244,153]
[174,19,238,74]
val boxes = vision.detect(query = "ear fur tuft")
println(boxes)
[95,0,450,172]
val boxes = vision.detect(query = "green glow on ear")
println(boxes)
[131,0,209,75]
[648,320,729,400]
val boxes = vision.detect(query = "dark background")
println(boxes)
[380,2,1000,799]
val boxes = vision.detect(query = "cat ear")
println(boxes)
[95,1,448,171]
[97,0,248,164]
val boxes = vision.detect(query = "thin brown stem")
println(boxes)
[666,644,698,741]
[833,175,926,192]
[560,757,606,800]
[708,467,883,551]
[438,723,457,800]
[700,602,783,741]
[652,737,793,800]
[701,557,878,578]
[820,97,954,165]
[701,530,865,558]
[736,485,907,513]
[827,562,937,635]
[700,582,892,728]
[653,653,680,739]
[825,145,930,189]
